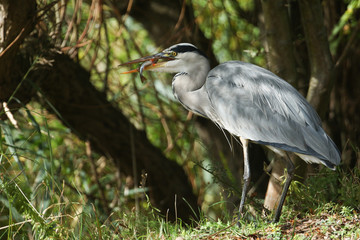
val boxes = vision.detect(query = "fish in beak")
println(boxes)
[119,52,175,82]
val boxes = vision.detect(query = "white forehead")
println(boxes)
[170,43,197,49]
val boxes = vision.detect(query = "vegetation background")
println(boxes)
[0,0,359,239]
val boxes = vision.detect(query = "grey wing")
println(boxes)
[205,61,340,166]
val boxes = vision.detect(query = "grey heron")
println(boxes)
[120,43,341,223]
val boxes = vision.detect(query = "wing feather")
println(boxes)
[204,61,340,166]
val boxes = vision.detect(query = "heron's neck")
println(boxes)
[171,61,211,116]
[172,59,210,92]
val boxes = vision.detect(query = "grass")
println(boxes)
[105,203,360,239]
[1,170,359,239]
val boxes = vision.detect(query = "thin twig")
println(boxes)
[121,36,147,132]
[144,102,174,152]
[129,123,139,217]
[86,141,111,215]
[0,220,32,231]
[335,21,360,68]
[61,0,80,47]
[173,0,187,31]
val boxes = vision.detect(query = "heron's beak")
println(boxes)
[119,52,175,74]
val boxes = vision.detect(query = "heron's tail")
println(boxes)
[323,134,341,169]
[304,128,341,170]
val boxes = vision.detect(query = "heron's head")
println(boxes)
[120,43,209,75]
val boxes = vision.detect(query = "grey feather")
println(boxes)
[204,61,340,166]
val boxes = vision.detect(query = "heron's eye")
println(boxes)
[172,51,177,57]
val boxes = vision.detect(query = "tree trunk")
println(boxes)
[0,0,36,115]
[260,0,307,213]
[299,0,335,113]
[261,0,298,87]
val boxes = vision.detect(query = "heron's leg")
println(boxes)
[238,137,250,219]
[273,154,295,222]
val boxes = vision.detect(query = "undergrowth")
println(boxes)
[1,110,359,239]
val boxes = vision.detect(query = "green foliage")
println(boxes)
[338,168,360,208]
[1,0,359,238]
[285,168,360,218]
[192,0,265,65]
[329,0,360,54]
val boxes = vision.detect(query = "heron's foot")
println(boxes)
[272,219,280,223]
[236,220,242,228]
[267,216,280,224]
[236,212,243,227]
[269,219,278,224]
